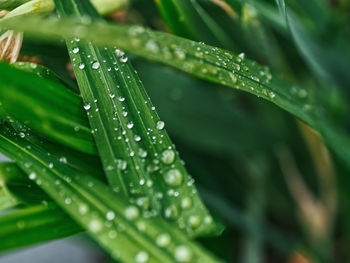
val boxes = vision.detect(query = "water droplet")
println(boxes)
[116,159,128,170]
[79,63,85,69]
[59,157,67,163]
[161,149,175,165]
[136,196,150,210]
[106,211,115,221]
[84,103,91,110]
[180,197,192,209]
[115,49,124,57]
[28,172,36,180]
[88,219,103,233]
[120,56,128,63]
[138,148,148,158]
[238,52,245,59]
[124,206,140,220]
[156,121,165,130]
[79,204,89,215]
[72,47,79,54]
[92,61,100,69]
[188,215,201,228]
[298,89,308,98]
[145,40,159,53]
[156,233,171,247]
[135,251,149,263]
[164,169,183,186]
[127,122,134,129]
[174,246,192,262]
[174,49,186,60]
[164,205,179,220]
[134,135,141,142]
[64,197,72,205]
[110,93,115,98]
[19,132,25,138]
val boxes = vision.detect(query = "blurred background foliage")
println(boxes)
[1,0,350,262]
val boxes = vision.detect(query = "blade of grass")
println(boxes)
[54,0,219,236]
[0,0,30,10]
[0,163,20,211]
[0,62,96,155]
[0,203,81,252]
[12,61,71,88]
[155,0,234,48]
[1,16,349,173]
[0,122,221,262]
[0,162,81,251]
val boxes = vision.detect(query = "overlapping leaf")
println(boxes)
[0,123,220,262]
[1,15,350,172]
[53,0,219,236]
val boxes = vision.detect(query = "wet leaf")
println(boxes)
[0,123,221,262]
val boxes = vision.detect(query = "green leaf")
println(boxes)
[0,163,20,211]
[0,0,54,20]
[0,0,32,10]
[275,0,350,92]
[0,123,221,262]
[155,0,235,48]
[54,0,219,236]
[0,203,81,252]
[0,62,96,155]
[12,61,66,84]
[1,16,350,172]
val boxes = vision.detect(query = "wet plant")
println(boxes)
[0,0,350,262]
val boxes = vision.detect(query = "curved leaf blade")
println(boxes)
[0,123,221,262]
[1,16,348,172]
[54,0,219,236]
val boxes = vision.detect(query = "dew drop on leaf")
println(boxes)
[88,219,103,233]
[92,61,100,69]
[156,233,171,247]
[115,49,124,57]
[64,197,72,205]
[116,159,128,170]
[127,121,134,129]
[84,103,91,110]
[164,204,179,220]
[180,197,192,209]
[174,245,192,262]
[28,172,36,180]
[161,149,175,165]
[106,211,116,221]
[120,56,128,63]
[124,206,140,220]
[156,121,165,130]
[188,215,201,228]
[164,169,183,186]
[138,148,148,158]
[135,251,149,263]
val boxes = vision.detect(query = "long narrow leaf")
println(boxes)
[1,16,349,172]
[0,163,19,211]
[54,0,219,236]
[0,123,220,262]
[0,203,81,251]
[0,62,96,155]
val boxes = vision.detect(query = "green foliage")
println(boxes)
[0,0,349,262]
